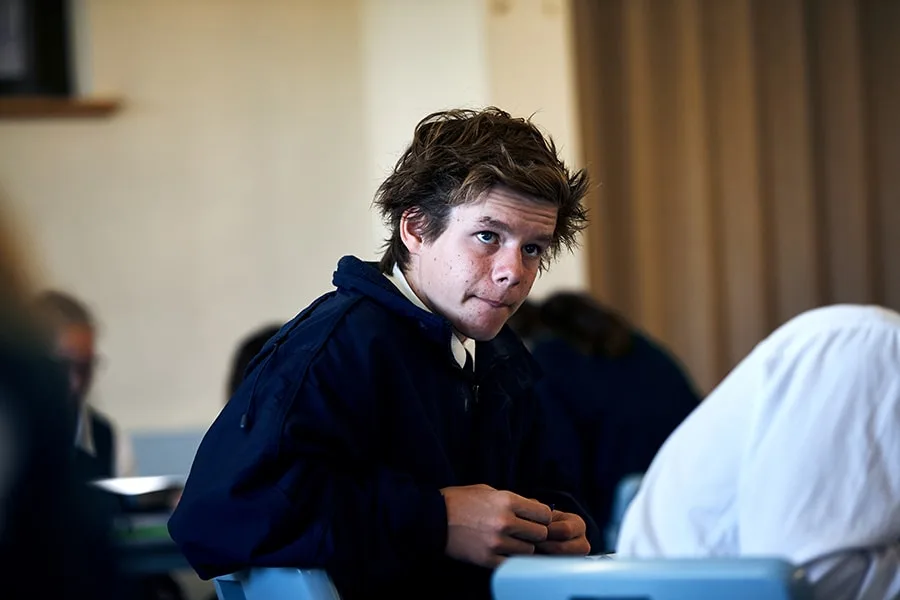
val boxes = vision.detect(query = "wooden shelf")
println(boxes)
[0,96,122,119]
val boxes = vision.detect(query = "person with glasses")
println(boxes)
[32,290,135,481]
[0,199,121,599]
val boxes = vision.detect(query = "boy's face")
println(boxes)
[402,186,558,341]
[53,323,96,404]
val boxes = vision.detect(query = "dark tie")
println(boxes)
[463,351,475,378]
[462,351,477,410]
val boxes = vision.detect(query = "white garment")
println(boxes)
[383,263,476,369]
[617,304,900,600]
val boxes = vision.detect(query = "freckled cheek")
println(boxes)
[521,270,539,289]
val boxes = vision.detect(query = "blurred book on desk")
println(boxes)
[92,475,183,514]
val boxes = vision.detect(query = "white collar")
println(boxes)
[384,263,476,369]
[74,403,96,456]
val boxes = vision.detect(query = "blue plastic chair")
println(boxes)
[492,557,814,600]
[214,568,341,600]
[606,472,645,550]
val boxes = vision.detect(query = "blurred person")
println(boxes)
[504,298,545,350]
[0,198,120,598]
[32,290,136,481]
[30,291,192,600]
[523,291,700,551]
[169,107,599,600]
[617,304,900,600]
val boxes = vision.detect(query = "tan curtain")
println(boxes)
[571,0,900,393]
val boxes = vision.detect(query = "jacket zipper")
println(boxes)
[465,383,479,412]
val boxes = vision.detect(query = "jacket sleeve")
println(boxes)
[514,390,603,553]
[168,323,449,593]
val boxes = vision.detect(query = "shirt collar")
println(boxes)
[384,263,476,369]
[74,404,96,456]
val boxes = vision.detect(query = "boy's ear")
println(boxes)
[399,208,426,255]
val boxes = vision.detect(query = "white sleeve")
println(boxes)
[115,430,137,477]
[737,320,900,600]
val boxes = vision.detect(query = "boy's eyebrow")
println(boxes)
[477,216,553,244]
[478,216,511,233]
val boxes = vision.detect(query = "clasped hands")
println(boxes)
[441,483,591,569]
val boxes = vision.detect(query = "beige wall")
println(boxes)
[2,0,372,430]
[0,0,584,431]
[361,0,491,248]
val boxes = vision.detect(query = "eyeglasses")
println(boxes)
[54,355,104,378]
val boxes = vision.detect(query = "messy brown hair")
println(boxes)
[540,292,634,358]
[374,107,589,273]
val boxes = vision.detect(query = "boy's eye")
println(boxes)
[476,232,498,244]
[523,244,543,257]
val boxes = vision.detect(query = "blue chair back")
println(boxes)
[131,428,208,478]
[214,568,341,600]
[492,557,814,600]
[606,472,644,550]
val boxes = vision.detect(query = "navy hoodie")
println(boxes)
[168,256,598,600]
[531,334,700,551]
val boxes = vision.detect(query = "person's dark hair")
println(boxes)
[32,290,95,332]
[506,299,544,343]
[374,107,590,273]
[227,324,281,399]
[540,292,633,358]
